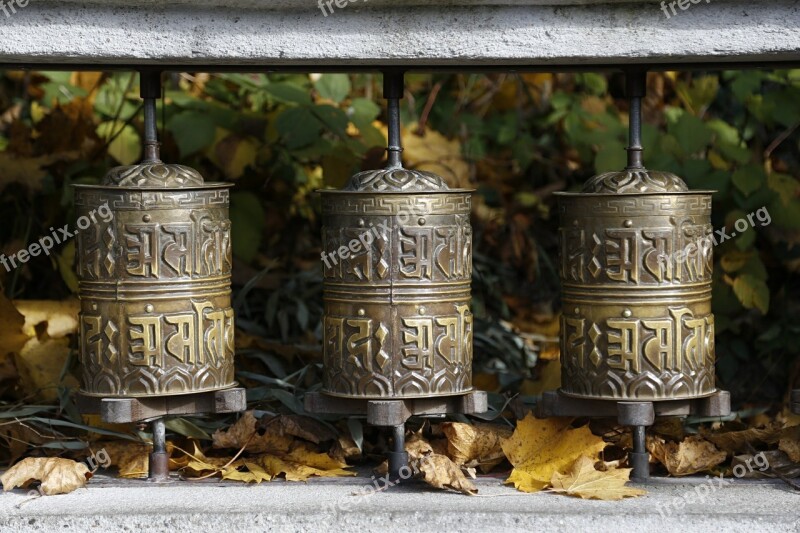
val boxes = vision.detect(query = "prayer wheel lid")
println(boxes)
[580,167,688,194]
[323,166,473,194]
[100,161,207,188]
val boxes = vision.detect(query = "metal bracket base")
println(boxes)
[77,387,247,424]
[304,390,488,427]
[792,390,800,415]
[535,389,731,480]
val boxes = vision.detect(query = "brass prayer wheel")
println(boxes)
[74,137,235,396]
[319,169,474,398]
[556,72,716,402]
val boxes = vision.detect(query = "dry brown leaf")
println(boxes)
[442,422,512,473]
[258,414,336,444]
[778,425,800,463]
[502,414,606,493]
[257,452,354,482]
[417,453,477,495]
[648,435,726,476]
[13,299,81,402]
[550,456,647,500]
[221,460,271,484]
[0,457,91,495]
[703,423,782,454]
[211,411,293,454]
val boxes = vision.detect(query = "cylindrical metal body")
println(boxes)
[320,168,474,398]
[556,169,716,400]
[74,163,235,397]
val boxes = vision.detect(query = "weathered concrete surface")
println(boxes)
[0,1,798,67]
[0,472,798,532]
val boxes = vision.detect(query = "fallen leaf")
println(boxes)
[221,461,271,484]
[258,453,354,482]
[212,411,293,454]
[502,414,606,493]
[550,456,647,500]
[257,414,337,444]
[416,452,478,495]
[0,457,90,495]
[648,435,726,476]
[442,422,512,473]
[778,425,800,463]
[703,423,782,454]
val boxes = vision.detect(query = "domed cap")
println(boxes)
[101,161,205,188]
[581,167,688,194]
[342,167,455,193]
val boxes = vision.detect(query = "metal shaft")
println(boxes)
[140,70,162,163]
[387,424,408,482]
[148,417,169,482]
[630,425,649,480]
[625,69,647,170]
[383,71,404,169]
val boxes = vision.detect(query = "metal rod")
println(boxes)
[630,425,650,481]
[625,69,647,170]
[383,71,404,169]
[387,424,408,482]
[139,70,162,163]
[148,417,169,482]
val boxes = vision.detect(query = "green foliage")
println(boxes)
[0,68,797,404]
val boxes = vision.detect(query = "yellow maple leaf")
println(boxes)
[0,457,90,495]
[258,454,354,482]
[550,456,647,501]
[221,461,272,484]
[502,414,606,493]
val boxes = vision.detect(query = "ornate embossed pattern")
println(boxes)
[342,168,454,193]
[320,189,474,399]
[581,168,689,194]
[102,162,205,188]
[74,185,235,397]
[557,192,716,400]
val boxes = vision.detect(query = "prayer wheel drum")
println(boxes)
[74,163,236,397]
[556,169,716,400]
[319,168,474,399]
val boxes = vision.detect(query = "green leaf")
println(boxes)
[166,111,217,157]
[670,113,712,155]
[732,274,770,314]
[165,417,210,440]
[264,82,312,105]
[314,74,351,104]
[275,106,322,149]
[97,121,141,165]
[594,140,626,173]
[349,98,380,124]
[732,164,766,196]
[230,191,264,263]
[767,172,799,205]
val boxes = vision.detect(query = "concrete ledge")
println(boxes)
[0,472,798,532]
[0,1,798,68]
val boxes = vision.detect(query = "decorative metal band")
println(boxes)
[581,168,689,194]
[102,162,205,188]
[559,194,714,288]
[558,194,711,217]
[74,188,230,211]
[74,185,235,397]
[558,191,716,401]
[321,193,472,216]
[321,191,474,398]
[343,168,451,193]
